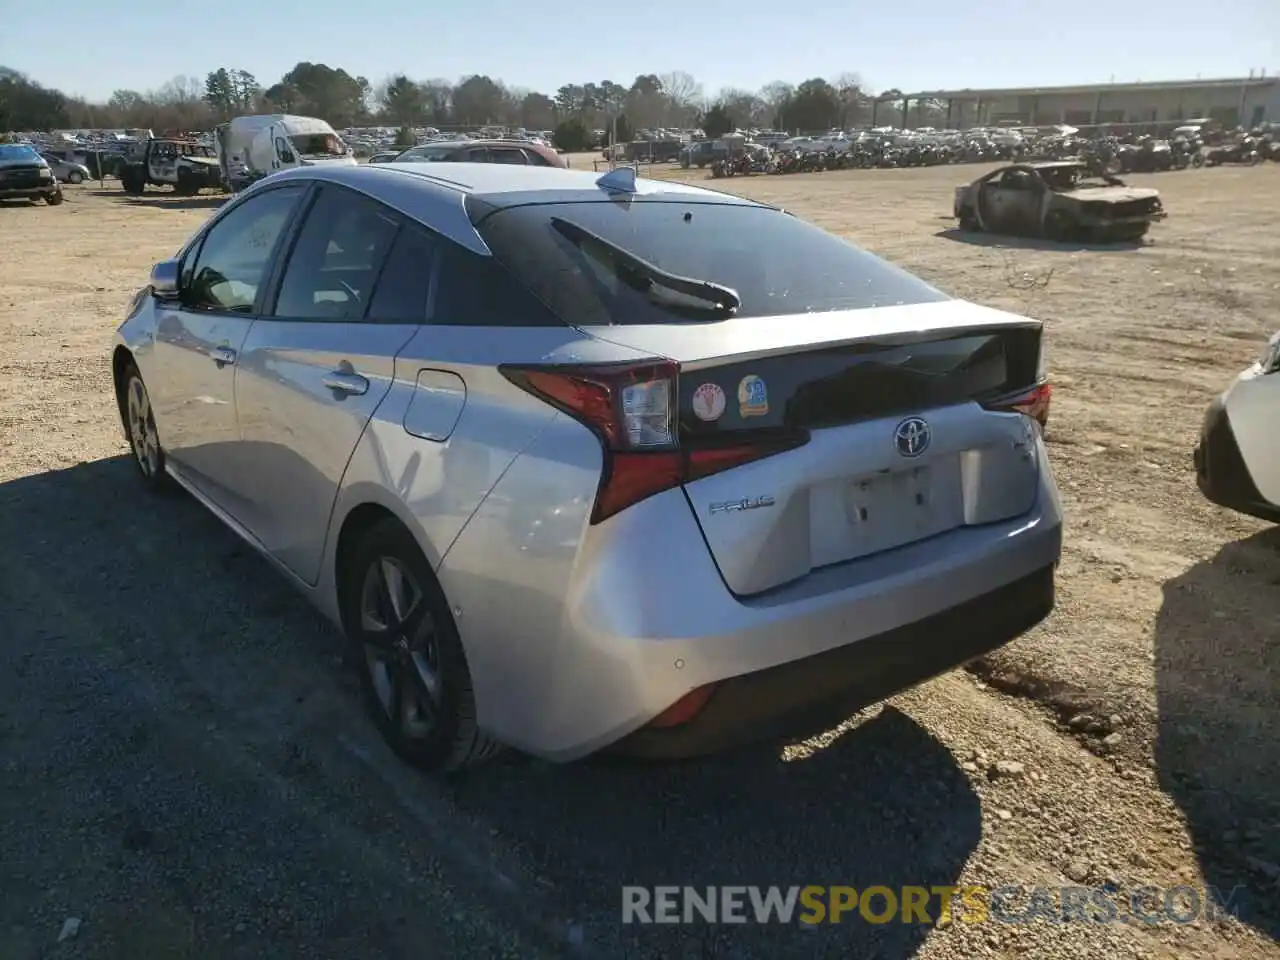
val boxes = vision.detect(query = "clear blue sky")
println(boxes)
[2,0,1276,101]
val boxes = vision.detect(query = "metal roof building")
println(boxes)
[889,75,1279,129]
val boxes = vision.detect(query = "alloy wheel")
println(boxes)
[360,557,442,740]
[126,375,161,477]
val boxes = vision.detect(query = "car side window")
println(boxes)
[365,223,438,323]
[181,185,306,313]
[487,148,528,165]
[271,185,400,321]
[522,149,551,166]
[431,241,562,327]
[464,148,490,162]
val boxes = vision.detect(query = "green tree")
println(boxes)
[552,117,591,152]
[381,75,423,127]
[701,102,734,138]
[204,68,235,116]
[776,78,840,133]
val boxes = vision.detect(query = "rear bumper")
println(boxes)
[438,417,1064,763]
[613,564,1054,759]
[1194,395,1280,523]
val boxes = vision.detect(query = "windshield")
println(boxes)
[473,200,948,325]
[0,144,41,163]
[1040,166,1122,191]
[290,133,346,158]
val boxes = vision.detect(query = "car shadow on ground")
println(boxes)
[88,189,227,211]
[0,455,983,959]
[934,228,1147,253]
[1155,525,1280,941]
[452,707,981,957]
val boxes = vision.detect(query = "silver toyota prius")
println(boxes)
[111,162,1063,773]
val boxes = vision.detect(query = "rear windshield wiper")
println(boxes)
[550,216,741,315]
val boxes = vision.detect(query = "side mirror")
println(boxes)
[150,259,181,299]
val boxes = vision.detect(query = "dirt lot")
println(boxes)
[1,165,1278,960]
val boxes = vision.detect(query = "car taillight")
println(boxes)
[982,381,1052,430]
[501,360,805,523]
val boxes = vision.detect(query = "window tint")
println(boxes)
[272,186,400,321]
[431,241,563,327]
[523,149,551,167]
[487,147,528,165]
[398,145,457,162]
[182,185,305,313]
[474,201,949,325]
[464,148,490,162]
[366,224,437,323]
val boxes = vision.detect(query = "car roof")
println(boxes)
[260,162,760,255]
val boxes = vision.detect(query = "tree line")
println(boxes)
[2,62,946,138]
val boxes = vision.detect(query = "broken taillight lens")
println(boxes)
[501,360,806,523]
[982,381,1052,430]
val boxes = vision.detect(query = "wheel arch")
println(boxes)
[331,499,447,638]
[111,345,136,423]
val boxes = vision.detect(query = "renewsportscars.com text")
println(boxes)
[621,884,1245,926]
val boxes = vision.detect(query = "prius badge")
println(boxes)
[709,496,776,516]
[894,417,931,458]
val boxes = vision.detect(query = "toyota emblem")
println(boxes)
[894,417,931,458]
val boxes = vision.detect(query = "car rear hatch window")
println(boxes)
[471,199,950,325]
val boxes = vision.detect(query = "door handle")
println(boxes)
[323,371,369,396]
[210,346,237,366]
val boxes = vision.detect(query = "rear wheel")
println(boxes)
[67,170,84,184]
[1044,209,1074,242]
[121,168,145,195]
[344,519,501,773]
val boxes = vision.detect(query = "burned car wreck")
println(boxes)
[953,160,1166,242]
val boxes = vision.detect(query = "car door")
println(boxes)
[980,169,1037,233]
[229,183,422,585]
[149,182,309,510]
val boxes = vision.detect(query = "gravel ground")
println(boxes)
[1,166,1278,960]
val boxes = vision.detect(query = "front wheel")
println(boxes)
[958,207,980,232]
[44,190,64,206]
[119,363,169,490]
[67,170,84,184]
[344,519,502,773]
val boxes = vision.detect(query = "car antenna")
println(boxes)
[596,165,638,194]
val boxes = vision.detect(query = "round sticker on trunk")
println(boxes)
[692,382,727,422]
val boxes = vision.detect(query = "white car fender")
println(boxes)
[1225,363,1280,504]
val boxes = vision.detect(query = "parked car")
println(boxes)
[0,144,63,205]
[367,151,401,164]
[395,138,567,167]
[679,139,729,169]
[111,162,1062,773]
[41,153,92,184]
[1194,331,1280,523]
[953,160,1167,242]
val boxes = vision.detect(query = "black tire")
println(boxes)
[44,190,64,206]
[117,361,170,492]
[958,207,980,232]
[1044,209,1074,242]
[121,168,145,195]
[174,172,198,197]
[68,170,84,184]
[344,519,501,773]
